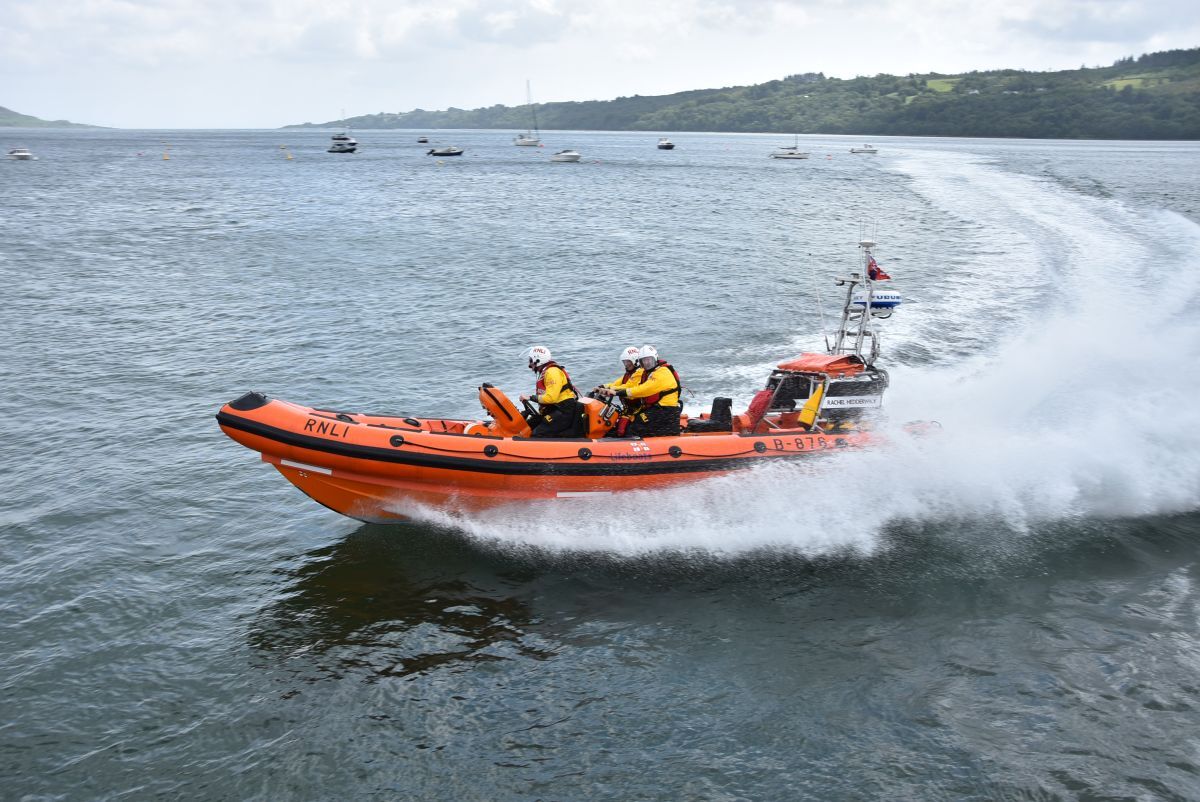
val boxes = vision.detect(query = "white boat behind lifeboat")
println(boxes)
[550,149,581,162]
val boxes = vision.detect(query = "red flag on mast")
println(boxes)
[867,255,891,281]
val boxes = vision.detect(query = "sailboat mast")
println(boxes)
[527,80,539,136]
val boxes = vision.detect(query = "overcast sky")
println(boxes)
[1,0,1197,129]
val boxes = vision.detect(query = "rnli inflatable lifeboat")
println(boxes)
[216,239,904,522]
[216,352,886,522]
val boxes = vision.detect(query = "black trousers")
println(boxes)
[621,406,681,438]
[531,398,582,438]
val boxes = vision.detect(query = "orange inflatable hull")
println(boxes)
[216,392,872,522]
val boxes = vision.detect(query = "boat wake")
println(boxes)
[396,152,1200,557]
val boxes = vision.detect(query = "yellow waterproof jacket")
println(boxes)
[623,364,680,408]
[605,368,643,391]
[535,365,577,406]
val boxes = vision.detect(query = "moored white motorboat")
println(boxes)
[417,136,429,143]
[327,132,357,154]
[850,144,878,154]
[7,147,35,160]
[550,149,581,162]
[657,138,676,150]
[427,146,464,157]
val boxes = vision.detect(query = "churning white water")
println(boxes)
[399,151,1200,555]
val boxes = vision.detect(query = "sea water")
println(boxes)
[2,129,1199,799]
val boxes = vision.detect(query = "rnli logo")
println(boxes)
[303,418,352,439]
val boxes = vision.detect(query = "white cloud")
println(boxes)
[0,0,1195,127]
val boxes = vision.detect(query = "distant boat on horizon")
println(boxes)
[657,137,675,150]
[771,134,810,160]
[328,130,357,154]
[514,80,541,146]
[328,111,357,153]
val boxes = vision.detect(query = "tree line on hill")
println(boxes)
[287,48,1200,140]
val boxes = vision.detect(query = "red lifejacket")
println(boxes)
[535,362,578,402]
[637,361,682,407]
[745,388,774,427]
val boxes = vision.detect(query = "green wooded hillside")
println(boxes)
[287,48,1200,139]
[0,106,98,128]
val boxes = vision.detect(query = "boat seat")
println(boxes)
[685,397,733,433]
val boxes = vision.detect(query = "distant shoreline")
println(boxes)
[282,47,1200,142]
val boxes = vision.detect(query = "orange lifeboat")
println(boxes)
[216,238,905,522]
[215,359,882,522]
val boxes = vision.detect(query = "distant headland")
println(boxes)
[0,106,101,129]
[284,48,1200,140]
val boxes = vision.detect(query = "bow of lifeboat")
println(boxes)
[215,382,873,523]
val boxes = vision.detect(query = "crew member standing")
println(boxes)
[615,345,682,437]
[520,345,582,438]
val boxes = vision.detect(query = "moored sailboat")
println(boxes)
[770,134,809,159]
[514,80,541,146]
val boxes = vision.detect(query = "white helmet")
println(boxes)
[620,346,640,363]
[638,345,658,361]
[525,345,552,370]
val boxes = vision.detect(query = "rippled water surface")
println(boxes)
[2,129,1200,800]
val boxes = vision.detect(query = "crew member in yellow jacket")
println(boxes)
[605,345,643,390]
[519,345,583,438]
[591,346,642,435]
[614,344,682,437]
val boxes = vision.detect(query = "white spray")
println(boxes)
[399,152,1200,556]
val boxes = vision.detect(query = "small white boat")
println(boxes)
[771,135,809,160]
[417,136,429,144]
[327,132,357,154]
[7,147,35,160]
[657,138,675,150]
[427,146,464,157]
[550,149,581,163]
[850,144,878,154]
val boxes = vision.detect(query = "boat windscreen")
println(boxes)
[766,372,813,409]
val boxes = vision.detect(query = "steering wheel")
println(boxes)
[521,398,540,418]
